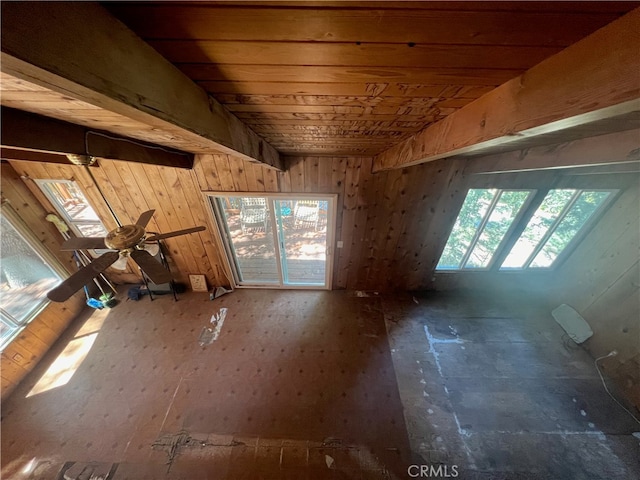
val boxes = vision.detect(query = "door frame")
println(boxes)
[204,192,337,290]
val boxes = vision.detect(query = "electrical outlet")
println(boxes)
[337,241,344,248]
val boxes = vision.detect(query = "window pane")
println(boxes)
[76,223,109,238]
[41,181,101,221]
[530,191,611,268]
[436,189,496,269]
[276,199,327,285]
[501,189,575,269]
[465,190,531,269]
[1,312,19,344]
[0,214,61,324]
[218,197,279,283]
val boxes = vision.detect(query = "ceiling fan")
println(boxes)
[44,154,206,302]
[47,209,205,302]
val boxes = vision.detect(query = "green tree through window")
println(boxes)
[437,188,615,271]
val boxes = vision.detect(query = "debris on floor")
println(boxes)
[210,286,233,300]
[198,307,228,346]
[57,461,118,480]
[152,431,192,472]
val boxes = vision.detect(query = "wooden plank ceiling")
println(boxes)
[104,1,637,157]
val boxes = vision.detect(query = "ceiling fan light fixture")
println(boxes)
[110,253,130,271]
[143,242,160,257]
[66,154,97,166]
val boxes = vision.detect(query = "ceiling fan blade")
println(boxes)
[130,249,172,284]
[135,209,155,228]
[47,251,120,302]
[145,225,205,242]
[60,236,107,251]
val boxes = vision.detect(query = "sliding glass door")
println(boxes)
[210,195,335,289]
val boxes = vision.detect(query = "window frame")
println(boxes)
[516,188,618,270]
[34,179,109,255]
[436,186,619,273]
[0,202,68,351]
[437,188,538,271]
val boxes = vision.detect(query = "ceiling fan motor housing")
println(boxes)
[105,224,146,250]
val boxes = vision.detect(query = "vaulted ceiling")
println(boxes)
[1,1,639,169]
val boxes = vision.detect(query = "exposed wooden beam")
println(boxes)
[0,2,282,171]
[0,147,70,165]
[1,108,194,169]
[464,129,640,175]
[562,163,640,176]
[373,8,640,172]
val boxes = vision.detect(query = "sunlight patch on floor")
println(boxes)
[26,308,110,397]
[74,307,110,337]
[26,332,98,397]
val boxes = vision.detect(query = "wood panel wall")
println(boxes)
[11,152,636,295]
[3,140,637,405]
[193,153,467,291]
[8,153,467,293]
[6,159,228,287]
[548,183,640,407]
[1,162,85,400]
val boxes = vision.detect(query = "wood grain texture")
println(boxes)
[0,3,282,169]
[463,129,640,174]
[0,163,86,400]
[3,1,634,159]
[1,107,194,169]
[197,83,495,98]
[374,8,640,170]
[179,64,522,85]
[103,1,636,157]
[4,133,638,399]
[548,183,640,407]
[107,4,624,46]
[150,40,561,69]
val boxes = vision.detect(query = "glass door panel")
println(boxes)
[275,199,327,285]
[217,197,280,284]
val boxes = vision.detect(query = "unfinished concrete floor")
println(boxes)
[1,289,639,479]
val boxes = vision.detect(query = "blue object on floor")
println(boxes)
[86,297,104,309]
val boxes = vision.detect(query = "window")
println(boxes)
[501,189,614,269]
[1,208,65,349]
[437,189,534,270]
[35,180,108,252]
[437,188,616,271]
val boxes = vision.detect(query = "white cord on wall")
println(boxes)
[594,352,640,425]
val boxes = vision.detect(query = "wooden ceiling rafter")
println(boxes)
[1,108,194,169]
[464,129,640,175]
[106,1,639,157]
[0,2,283,170]
[373,7,640,171]
[1,2,637,160]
